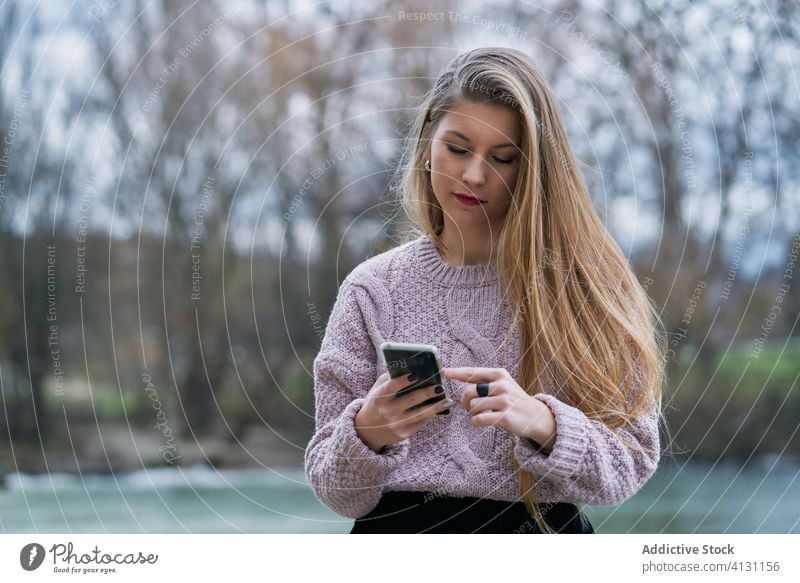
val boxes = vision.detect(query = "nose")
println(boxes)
[461,155,487,188]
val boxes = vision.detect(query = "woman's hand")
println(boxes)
[355,372,453,454]
[444,367,557,452]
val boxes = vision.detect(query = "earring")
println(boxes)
[425,159,431,171]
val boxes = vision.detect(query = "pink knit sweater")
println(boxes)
[304,234,660,519]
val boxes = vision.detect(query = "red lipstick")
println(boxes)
[452,192,487,206]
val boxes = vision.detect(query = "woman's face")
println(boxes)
[428,100,522,234]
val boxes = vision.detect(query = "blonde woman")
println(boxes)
[304,47,665,533]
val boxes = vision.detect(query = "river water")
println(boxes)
[1,459,798,533]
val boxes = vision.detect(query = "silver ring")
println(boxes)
[476,382,490,397]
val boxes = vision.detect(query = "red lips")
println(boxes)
[452,192,487,206]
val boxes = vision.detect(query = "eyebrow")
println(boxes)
[443,130,517,149]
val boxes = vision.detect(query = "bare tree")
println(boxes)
[0,4,79,441]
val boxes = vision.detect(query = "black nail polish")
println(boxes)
[434,385,444,394]
[442,408,450,415]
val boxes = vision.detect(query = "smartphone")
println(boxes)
[380,342,450,415]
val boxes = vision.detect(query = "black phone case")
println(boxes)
[382,347,448,415]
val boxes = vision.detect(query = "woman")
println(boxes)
[304,47,665,534]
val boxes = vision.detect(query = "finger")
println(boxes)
[411,398,453,423]
[374,372,418,396]
[402,397,453,426]
[444,367,504,382]
[405,393,446,414]
[470,409,503,427]
[369,372,390,395]
[465,395,505,415]
[461,377,511,409]
[370,372,397,398]
[393,371,439,389]
[460,381,496,410]
[402,383,445,409]
[393,384,437,406]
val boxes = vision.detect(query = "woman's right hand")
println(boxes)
[354,372,452,454]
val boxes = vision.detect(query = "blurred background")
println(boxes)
[0,0,798,533]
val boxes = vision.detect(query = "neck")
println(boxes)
[437,224,498,266]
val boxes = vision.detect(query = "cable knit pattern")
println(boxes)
[304,234,660,519]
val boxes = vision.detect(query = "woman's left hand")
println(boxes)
[444,367,557,452]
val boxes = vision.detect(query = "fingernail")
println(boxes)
[442,408,450,415]
[434,385,444,394]
[408,372,417,381]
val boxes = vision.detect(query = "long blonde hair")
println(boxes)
[393,47,666,533]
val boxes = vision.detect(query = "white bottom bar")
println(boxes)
[1,534,797,581]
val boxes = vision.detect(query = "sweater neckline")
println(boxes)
[415,234,499,287]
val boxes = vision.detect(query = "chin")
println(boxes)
[447,215,492,231]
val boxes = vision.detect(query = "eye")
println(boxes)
[446,145,468,155]
[447,144,515,165]
[493,156,514,164]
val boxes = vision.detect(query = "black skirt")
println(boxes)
[350,490,594,534]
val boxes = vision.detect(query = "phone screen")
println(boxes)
[382,346,442,398]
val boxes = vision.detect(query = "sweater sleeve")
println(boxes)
[512,367,661,506]
[304,276,410,519]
